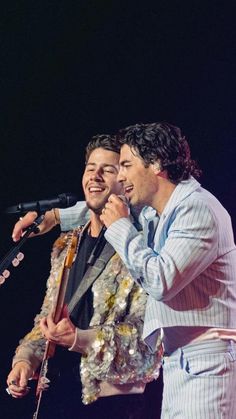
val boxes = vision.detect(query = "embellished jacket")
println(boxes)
[13,226,162,404]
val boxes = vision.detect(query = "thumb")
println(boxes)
[19,372,29,388]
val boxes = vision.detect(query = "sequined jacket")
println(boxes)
[13,226,162,404]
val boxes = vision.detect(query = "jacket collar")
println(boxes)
[141,176,201,221]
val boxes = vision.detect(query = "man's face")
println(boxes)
[118,144,158,207]
[82,147,123,213]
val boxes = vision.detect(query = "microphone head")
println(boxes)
[57,193,78,208]
[117,194,130,215]
[5,193,78,214]
[117,194,129,207]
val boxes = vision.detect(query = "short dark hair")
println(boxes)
[85,134,121,162]
[118,122,202,183]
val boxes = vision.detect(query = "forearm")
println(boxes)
[12,257,59,370]
[13,346,41,373]
[59,201,89,231]
[105,213,218,301]
[12,201,89,241]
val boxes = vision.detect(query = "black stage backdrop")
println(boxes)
[0,2,235,418]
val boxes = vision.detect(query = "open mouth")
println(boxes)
[124,185,133,195]
[88,186,105,193]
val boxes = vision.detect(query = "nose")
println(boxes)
[117,167,125,183]
[90,169,103,181]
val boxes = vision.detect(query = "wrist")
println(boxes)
[12,360,35,377]
[52,208,60,226]
[68,328,96,354]
[68,328,83,353]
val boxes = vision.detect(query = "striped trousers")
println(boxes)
[161,340,236,418]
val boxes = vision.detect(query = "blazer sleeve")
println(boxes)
[105,199,219,301]
[12,237,68,371]
[59,201,89,231]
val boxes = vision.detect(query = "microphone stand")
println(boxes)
[0,214,45,281]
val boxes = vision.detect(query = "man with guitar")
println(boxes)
[7,134,162,419]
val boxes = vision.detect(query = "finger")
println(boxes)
[40,314,58,339]
[107,193,117,202]
[40,317,49,335]
[12,220,24,242]
[46,311,57,328]
[108,195,128,209]
[12,212,38,242]
[19,374,29,388]
[99,213,105,224]
[7,378,30,397]
[40,316,48,327]
[7,385,30,398]
[6,387,22,398]
[108,194,124,204]
[7,378,19,387]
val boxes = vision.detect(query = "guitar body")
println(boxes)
[32,231,78,419]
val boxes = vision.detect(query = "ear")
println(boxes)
[151,160,162,175]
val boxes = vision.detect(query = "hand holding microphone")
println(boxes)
[87,195,129,265]
[100,194,130,228]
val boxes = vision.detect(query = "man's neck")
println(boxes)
[89,212,104,237]
[153,180,177,215]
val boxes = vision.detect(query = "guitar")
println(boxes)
[33,230,78,419]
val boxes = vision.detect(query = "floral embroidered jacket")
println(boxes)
[13,227,162,404]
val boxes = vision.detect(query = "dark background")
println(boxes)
[0,1,235,418]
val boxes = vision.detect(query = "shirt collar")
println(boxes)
[140,176,200,221]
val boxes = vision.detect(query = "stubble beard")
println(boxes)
[86,200,106,215]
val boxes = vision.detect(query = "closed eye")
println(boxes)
[104,169,116,173]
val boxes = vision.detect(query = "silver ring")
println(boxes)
[6,387,11,395]
[10,380,17,385]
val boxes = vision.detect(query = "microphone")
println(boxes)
[5,193,78,215]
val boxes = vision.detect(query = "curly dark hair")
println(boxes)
[118,122,202,183]
[85,134,121,162]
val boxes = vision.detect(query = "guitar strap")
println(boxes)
[67,241,115,316]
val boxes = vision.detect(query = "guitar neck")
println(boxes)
[52,266,71,324]
[41,265,71,361]
[33,231,79,417]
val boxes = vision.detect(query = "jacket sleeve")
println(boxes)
[105,199,219,301]
[12,237,68,371]
[59,201,89,231]
[12,287,51,372]
[59,201,141,232]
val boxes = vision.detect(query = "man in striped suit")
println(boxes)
[100,122,236,418]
